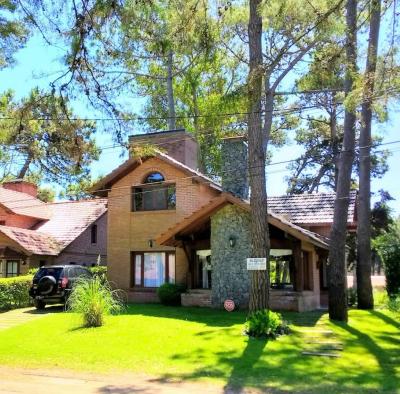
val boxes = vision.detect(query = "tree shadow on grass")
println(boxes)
[331,315,399,393]
[369,310,400,330]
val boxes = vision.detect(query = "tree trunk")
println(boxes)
[248,0,270,313]
[17,152,33,179]
[166,50,176,130]
[357,0,381,310]
[328,0,358,322]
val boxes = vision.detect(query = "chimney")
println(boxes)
[221,136,249,199]
[2,179,38,197]
[128,129,199,170]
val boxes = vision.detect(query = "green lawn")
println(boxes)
[0,305,399,393]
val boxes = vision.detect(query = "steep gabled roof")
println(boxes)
[0,187,52,220]
[0,225,62,255]
[35,198,107,249]
[267,191,357,226]
[90,151,221,196]
[157,193,329,250]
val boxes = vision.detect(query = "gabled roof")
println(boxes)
[0,187,52,220]
[0,226,62,255]
[267,191,357,226]
[90,151,221,196]
[35,198,107,249]
[0,198,107,256]
[157,193,329,250]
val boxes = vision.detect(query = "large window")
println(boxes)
[132,252,175,287]
[132,172,176,211]
[6,260,19,277]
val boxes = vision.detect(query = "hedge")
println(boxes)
[0,275,33,311]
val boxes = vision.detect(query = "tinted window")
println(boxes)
[34,267,63,281]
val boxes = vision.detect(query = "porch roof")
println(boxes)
[156,193,329,249]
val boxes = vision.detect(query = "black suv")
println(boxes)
[29,265,92,310]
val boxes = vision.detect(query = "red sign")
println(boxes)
[224,299,235,312]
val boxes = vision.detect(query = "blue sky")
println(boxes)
[1,33,399,214]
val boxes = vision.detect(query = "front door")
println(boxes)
[195,250,211,289]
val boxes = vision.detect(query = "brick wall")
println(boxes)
[107,157,219,291]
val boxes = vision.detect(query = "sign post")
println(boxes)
[246,258,267,270]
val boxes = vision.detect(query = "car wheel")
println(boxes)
[34,300,46,310]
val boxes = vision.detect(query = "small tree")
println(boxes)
[373,219,400,298]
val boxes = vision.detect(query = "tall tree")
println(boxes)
[357,0,382,310]
[247,0,269,312]
[328,0,358,322]
[0,88,99,185]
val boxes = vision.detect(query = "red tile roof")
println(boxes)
[35,199,107,249]
[0,187,52,220]
[0,226,62,255]
[268,191,357,226]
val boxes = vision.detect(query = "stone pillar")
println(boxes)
[221,137,249,199]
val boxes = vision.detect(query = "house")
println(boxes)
[0,180,107,277]
[91,129,357,311]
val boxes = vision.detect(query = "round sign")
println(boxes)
[224,299,235,312]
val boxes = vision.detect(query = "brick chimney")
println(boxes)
[2,180,38,197]
[221,136,249,199]
[128,129,199,170]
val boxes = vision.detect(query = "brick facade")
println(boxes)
[107,156,219,296]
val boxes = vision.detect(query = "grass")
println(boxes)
[0,305,399,393]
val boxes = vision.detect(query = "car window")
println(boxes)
[34,267,63,281]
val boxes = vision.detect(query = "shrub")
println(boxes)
[0,275,32,311]
[67,276,122,327]
[387,295,400,316]
[245,309,289,339]
[157,283,186,306]
[347,287,357,307]
[89,266,108,283]
[27,268,39,276]
[373,220,400,297]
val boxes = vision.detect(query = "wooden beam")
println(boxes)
[293,241,304,292]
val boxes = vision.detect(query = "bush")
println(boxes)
[89,266,108,283]
[0,276,32,311]
[387,295,400,315]
[373,220,400,297]
[245,309,289,339]
[67,276,122,327]
[347,287,357,307]
[27,268,39,276]
[157,283,186,306]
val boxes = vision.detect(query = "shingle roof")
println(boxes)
[157,193,329,250]
[35,199,107,249]
[267,191,357,226]
[0,226,62,255]
[0,187,52,220]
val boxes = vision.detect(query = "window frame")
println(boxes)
[131,251,176,288]
[6,260,19,278]
[131,183,176,212]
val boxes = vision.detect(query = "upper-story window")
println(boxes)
[91,224,97,244]
[132,172,176,211]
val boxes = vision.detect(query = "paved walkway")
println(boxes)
[0,306,60,331]
[0,367,261,394]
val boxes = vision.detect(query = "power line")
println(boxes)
[2,141,400,209]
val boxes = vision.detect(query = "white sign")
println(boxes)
[247,258,267,270]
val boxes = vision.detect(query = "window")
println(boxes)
[91,224,98,244]
[132,252,175,287]
[6,260,19,277]
[0,220,5,226]
[132,172,176,211]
